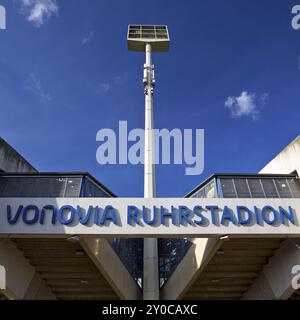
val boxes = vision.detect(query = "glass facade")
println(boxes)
[81,178,112,197]
[111,238,143,287]
[158,238,192,287]
[0,173,144,288]
[0,174,117,198]
[0,175,116,198]
[1,173,299,290]
[159,174,300,288]
[190,179,216,198]
[190,175,300,199]
[0,176,81,197]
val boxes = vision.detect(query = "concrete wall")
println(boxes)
[242,239,300,300]
[161,238,221,300]
[0,240,55,300]
[80,238,142,300]
[260,135,300,176]
[0,138,36,173]
[241,135,300,300]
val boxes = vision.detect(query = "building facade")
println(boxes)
[0,135,300,300]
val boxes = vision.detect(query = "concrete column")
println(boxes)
[243,239,300,300]
[161,238,222,300]
[80,238,142,300]
[0,239,55,300]
[24,273,56,300]
[242,272,275,300]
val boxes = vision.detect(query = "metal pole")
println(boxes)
[143,43,159,300]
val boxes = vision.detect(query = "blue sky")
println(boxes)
[0,0,300,197]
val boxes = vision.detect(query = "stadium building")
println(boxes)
[0,25,300,300]
[0,135,300,300]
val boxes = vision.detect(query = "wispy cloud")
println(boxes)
[89,72,129,96]
[24,72,51,102]
[225,91,268,120]
[99,83,110,93]
[20,0,58,27]
[114,72,129,85]
[94,72,129,95]
[81,30,94,46]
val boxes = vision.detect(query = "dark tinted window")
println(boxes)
[188,176,300,199]
[247,178,265,198]
[261,179,278,198]
[81,178,110,197]
[288,178,300,197]
[0,177,81,197]
[234,178,251,198]
[220,178,237,198]
[51,178,67,197]
[275,179,292,198]
[64,178,82,197]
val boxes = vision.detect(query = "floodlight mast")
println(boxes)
[144,42,156,199]
[127,25,170,300]
[143,42,159,300]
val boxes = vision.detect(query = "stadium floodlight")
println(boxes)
[127,24,170,300]
[127,25,170,52]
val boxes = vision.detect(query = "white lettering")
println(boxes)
[291,5,300,30]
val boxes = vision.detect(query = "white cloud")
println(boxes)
[20,0,58,27]
[25,72,51,102]
[99,83,110,93]
[225,91,268,120]
[92,73,128,95]
[260,92,269,104]
[114,72,129,85]
[81,30,94,46]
